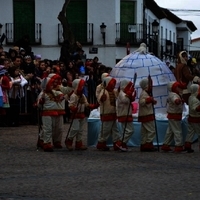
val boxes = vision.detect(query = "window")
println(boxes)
[13,0,35,44]
[161,26,163,39]
[120,1,135,24]
[66,1,87,23]
[120,1,135,43]
[66,0,87,43]
[177,38,183,52]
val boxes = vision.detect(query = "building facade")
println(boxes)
[0,0,197,67]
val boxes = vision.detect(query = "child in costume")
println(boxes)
[184,84,200,153]
[65,78,99,151]
[116,79,136,151]
[96,76,121,151]
[138,78,157,152]
[96,72,109,103]
[37,73,73,152]
[161,81,185,153]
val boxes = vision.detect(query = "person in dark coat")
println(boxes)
[174,51,200,104]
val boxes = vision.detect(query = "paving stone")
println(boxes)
[0,124,200,200]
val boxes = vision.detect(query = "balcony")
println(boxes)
[160,39,179,61]
[5,23,41,45]
[58,23,93,45]
[115,23,144,45]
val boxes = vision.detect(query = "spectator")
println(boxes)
[35,60,48,82]
[8,48,18,62]
[187,57,200,76]
[174,51,200,104]
[59,39,71,67]
[0,61,11,126]
[7,67,28,126]
[15,34,32,55]
[66,61,78,80]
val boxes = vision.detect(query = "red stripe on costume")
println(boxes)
[138,114,155,122]
[72,112,85,119]
[41,109,65,116]
[188,115,200,123]
[167,113,182,120]
[57,111,66,115]
[100,113,117,121]
[117,115,133,122]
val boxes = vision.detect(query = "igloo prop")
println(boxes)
[110,44,176,115]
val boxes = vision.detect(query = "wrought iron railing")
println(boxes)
[160,38,178,61]
[58,23,93,45]
[115,23,144,45]
[5,23,41,45]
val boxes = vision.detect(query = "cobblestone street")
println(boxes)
[0,124,200,200]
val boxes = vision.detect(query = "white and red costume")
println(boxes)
[161,81,185,153]
[95,72,109,103]
[116,79,136,151]
[138,78,157,152]
[96,76,121,151]
[184,84,200,152]
[37,73,72,152]
[65,79,99,151]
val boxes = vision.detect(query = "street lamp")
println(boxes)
[100,22,106,45]
[166,40,172,53]
[151,20,159,56]
[152,20,159,35]
[165,39,173,62]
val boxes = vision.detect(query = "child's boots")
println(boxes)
[75,141,87,150]
[184,142,194,153]
[43,143,54,152]
[96,141,110,151]
[65,138,73,151]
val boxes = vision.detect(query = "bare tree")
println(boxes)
[57,0,75,47]
[57,0,83,65]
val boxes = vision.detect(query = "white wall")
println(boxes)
[136,0,144,24]
[88,0,119,45]
[0,0,194,67]
[35,0,65,46]
[190,40,200,51]
[160,19,176,41]
[178,31,190,51]
[0,0,13,32]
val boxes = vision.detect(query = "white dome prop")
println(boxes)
[110,44,176,114]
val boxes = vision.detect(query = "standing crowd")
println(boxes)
[1,43,200,153]
[0,44,111,127]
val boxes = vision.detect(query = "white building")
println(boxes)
[0,0,197,67]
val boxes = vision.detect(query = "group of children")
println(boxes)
[37,73,99,152]
[161,81,200,153]
[36,68,200,153]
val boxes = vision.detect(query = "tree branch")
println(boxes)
[57,0,75,45]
